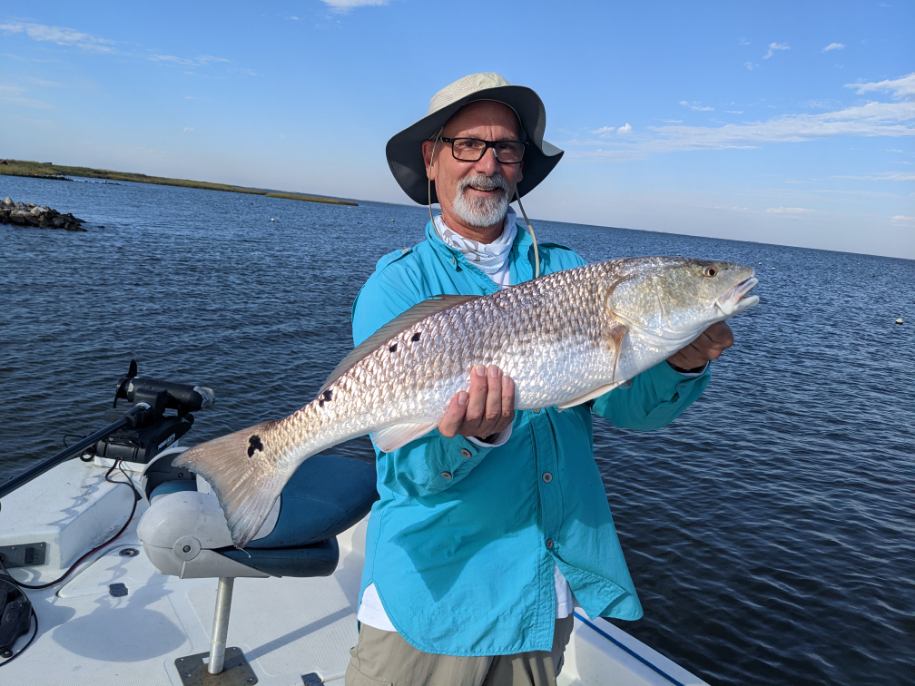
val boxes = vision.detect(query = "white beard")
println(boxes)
[450,174,512,228]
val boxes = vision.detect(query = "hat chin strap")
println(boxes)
[514,191,541,279]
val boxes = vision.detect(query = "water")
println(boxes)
[2,175,914,685]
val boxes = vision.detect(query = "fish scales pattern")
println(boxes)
[266,264,619,468]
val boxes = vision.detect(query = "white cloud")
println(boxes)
[763,42,790,60]
[182,127,194,134]
[559,71,915,164]
[679,100,714,112]
[322,0,389,11]
[834,172,915,182]
[0,21,114,53]
[848,73,915,99]
[150,54,230,67]
[594,124,633,137]
[744,62,756,71]
[766,207,813,215]
[823,42,846,53]
[891,215,915,224]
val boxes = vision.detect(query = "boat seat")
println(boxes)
[138,453,377,579]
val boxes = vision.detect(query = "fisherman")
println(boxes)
[345,72,734,686]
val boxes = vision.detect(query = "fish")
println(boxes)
[174,256,759,547]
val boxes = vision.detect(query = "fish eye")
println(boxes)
[703,266,718,277]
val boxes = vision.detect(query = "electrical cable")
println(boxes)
[0,458,141,667]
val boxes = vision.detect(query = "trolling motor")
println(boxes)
[0,361,214,500]
[95,360,215,464]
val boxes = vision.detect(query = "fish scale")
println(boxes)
[175,256,759,546]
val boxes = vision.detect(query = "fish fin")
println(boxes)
[372,421,438,453]
[172,420,291,548]
[556,382,624,409]
[320,294,478,392]
[557,323,629,409]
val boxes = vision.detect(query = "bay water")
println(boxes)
[1,175,913,685]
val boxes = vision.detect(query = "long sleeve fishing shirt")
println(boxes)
[351,219,711,656]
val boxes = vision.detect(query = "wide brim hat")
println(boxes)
[386,72,564,205]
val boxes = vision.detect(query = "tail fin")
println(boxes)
[173,420,289,548]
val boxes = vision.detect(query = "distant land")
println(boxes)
[0,159,357,206]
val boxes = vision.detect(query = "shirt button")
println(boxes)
[440,471,453,480]
[545,538,554,550]
[460,448,472,459]
[542,472,553,483]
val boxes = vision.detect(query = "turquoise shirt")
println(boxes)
[352,219,710,656]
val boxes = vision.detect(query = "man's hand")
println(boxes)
[667,322,735,372]
[439,365,515,440]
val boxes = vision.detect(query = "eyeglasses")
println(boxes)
[438,136,527,164]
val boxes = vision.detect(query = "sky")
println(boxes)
[1,1,913,259]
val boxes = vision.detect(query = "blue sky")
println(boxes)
[1,1,913,259]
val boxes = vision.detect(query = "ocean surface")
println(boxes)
[1,175,913,685]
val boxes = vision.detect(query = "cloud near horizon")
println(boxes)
[570,72,915,157]
[823,42,846,53]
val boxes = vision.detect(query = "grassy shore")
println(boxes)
[0,159,357,206]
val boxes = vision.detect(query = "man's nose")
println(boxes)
[474,147,500,173]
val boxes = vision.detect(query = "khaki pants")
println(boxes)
[345,616,574,686]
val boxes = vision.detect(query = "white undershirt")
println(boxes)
[358,215,574,631]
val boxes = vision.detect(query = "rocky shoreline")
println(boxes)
[0,197,85,231]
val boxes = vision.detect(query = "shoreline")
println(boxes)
[0,159,358,206]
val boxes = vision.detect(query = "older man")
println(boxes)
[345,73,733,686]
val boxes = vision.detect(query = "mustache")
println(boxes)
[458,174,510,194]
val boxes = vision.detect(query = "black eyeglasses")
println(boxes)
[438,136,527,164]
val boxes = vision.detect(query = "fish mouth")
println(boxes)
[715,275,759,316]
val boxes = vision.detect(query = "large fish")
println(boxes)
[175,256,758,546]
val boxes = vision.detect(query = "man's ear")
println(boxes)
[421,140,436,180]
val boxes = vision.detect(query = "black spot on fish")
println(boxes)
[323,389,333,402]
[411,332,421,342]
[389,343,398,353]
[247,435,264,458]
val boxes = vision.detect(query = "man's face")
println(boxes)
[422,101,524,242]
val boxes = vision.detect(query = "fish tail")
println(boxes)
[173,420,292,548]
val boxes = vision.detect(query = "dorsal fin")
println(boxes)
[319,294,478,392]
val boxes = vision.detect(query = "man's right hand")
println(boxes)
[439,365,515,441]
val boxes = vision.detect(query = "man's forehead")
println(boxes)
[443,100,521,136]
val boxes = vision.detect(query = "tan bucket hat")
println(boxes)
[386,72,564,204]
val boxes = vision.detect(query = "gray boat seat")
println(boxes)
[138,453,377,579]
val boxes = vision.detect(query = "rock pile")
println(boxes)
[0,196,85,231]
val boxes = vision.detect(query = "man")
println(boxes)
[345,73,733,686]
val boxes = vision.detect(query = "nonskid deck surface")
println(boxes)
[0,459,706,686]
[3,525,364,685]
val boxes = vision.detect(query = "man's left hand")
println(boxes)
[667,322,734,372]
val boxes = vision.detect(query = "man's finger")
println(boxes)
[703,322,734,347]
[464,365,488,427]
[483,366,503,422]
[439,391,468,438]
[501,375,515,420]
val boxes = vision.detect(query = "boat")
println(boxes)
[0,362,709,685]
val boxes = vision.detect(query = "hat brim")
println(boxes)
[386,84,564,205]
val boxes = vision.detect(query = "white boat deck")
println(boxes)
[0,456,707,685]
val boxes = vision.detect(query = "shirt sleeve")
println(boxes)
[352,266,504,495]
[591,361,711,430]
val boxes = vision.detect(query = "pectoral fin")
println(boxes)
[556,324,629,410]
[372,421,437,453]
[556,382,624,409]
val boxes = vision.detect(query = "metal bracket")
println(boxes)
[174,647,257,686]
